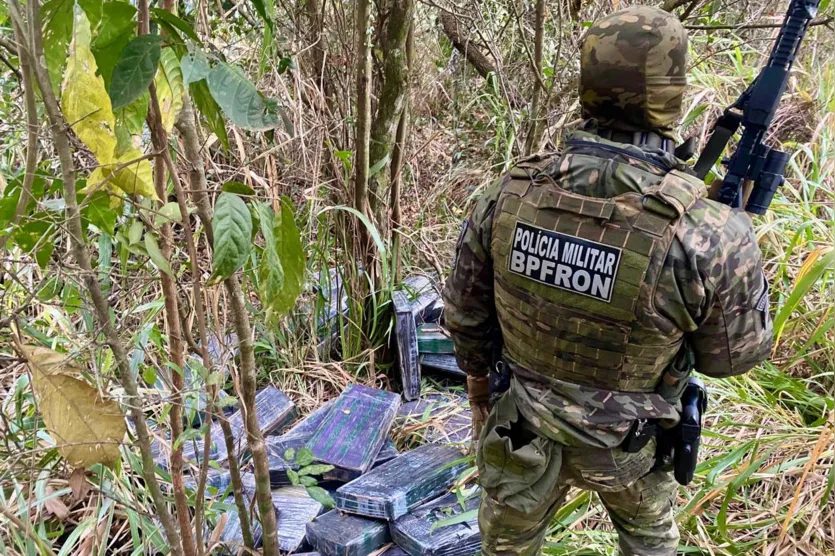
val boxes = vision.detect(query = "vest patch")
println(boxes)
[507,221,622,302]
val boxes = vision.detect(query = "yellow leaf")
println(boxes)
[796,247,830,283]
[86,149,157,200]
[85,167,126,209]
[61,7,116,163]
[110,148,157,198]
[155,48,184,134]
[22,345,126,469]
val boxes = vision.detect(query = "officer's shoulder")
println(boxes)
[675,198,757,263]
[684,197,754,236]
[506,151,561,179]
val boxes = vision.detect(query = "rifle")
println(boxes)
[693,0,822,213]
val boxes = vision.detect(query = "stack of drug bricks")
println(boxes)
[392,275,468,400]
[147,274,478,554]
[173,382,481,555]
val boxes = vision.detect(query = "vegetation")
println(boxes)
[0,0,833,554]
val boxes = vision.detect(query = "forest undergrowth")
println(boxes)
[0,0,834,554]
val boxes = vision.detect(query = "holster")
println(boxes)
[489,359,511,406]
[488,328,508,406]
[654,377,708,486]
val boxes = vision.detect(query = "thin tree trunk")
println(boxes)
[524,0,547,155]
[138,0,196,549]
[13,0,184,552]
[147,80,198,556]
[368,0,413,224]
[305,0,328,92]
[223,277,279,555]
[354,0,372,250]
[390,22,413,285]
[160,146,215,556]
[8,20,36,233]
[173,97,268,553]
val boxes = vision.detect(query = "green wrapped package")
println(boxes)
[390,491,481,555]
[305,509,391,556]
[334,444,469,520]
[416,324,454,355]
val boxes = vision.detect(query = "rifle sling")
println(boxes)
[693,113,742,179]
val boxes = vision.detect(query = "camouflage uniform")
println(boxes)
[442,6,773,556]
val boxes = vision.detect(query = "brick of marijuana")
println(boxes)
[416,323,454,355]
[390,491,481,555]
[334,443,468,520]
[393,289,421,401]
[305,384,401,477]
[419,354,466,378]
[305,509,391,556]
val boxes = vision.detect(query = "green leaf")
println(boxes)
[255,203,285,306]
[92,30,134,90]
[92,1,136,50]
[153,20,187,57]
[277,56,295,75]
[36,243,55,269]
[155,48,185,134]
[13,217,53,253]
[190,81,229,151]
[206,62,280,131]
[115,91,149,138]
[150,8,202,43]
[90,1,137,88]
[37,277,64,302]
[82,190,117,235]
[369,152,391,178]
[254,198,306,320]
[298,464,333,477]
[305,486,335,509]
[144,232,174,276]
[774,248,835,343]
[221,181,255,196]
[210,193,253,283]
[286,469,299,486]
[249,0,273,28]
[270,198,305,316]
[334,150,352,170]
[681,103,708,130]
[283,447,296,462]
[295,447,315,467]
[142,367,157,385]
[181,47,211,85]
[77,0,102,27]
[42,0,74,93]
[216,395,238,408]
[109,34,164,110]
[298,475,317,487]
[173,428,201,450]
[128,220,143,245]
[430,509,478,532]
[156,202,182,224]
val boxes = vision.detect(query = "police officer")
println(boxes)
[442,6,773,555]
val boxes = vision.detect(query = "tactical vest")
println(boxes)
[491,153,706,393]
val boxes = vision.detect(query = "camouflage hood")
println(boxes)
[580,6,688,139]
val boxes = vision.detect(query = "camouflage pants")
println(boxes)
[477,392,679,556]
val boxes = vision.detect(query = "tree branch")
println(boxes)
[14,0,184,552]
[174,97,257,551]
[685,16,833,30]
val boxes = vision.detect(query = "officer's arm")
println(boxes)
[690,211,773,378]
[442,178,505,378]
